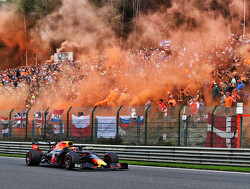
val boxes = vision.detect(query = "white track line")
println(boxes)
[129,165,250,175]
[0,156,24,159]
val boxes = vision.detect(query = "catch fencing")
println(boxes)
[0,105,249,148]
[1,141,250,167]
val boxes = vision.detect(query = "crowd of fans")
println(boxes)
[0,33,249,114]
[143,34,250,119]
[0,64,62,108]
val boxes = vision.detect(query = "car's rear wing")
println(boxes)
[32,141,58,151]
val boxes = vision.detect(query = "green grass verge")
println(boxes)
[0,154,25,158]
[1,154,250,172]
[120,160,250,173]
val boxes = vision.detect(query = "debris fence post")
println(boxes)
[145,105,151,145]
[91,106,97,143]
[8,120,12,141]
[26,108,31,139]
[136,116,141,145]
[44,107,49,140]
[210,105,218,147]
[116,105,123,138]
[239,116,243,148]
[94,118,98,144]
[67,106,72,139]
[178,105,184,146]
[32,120,35,143]
[60,119,63,141]
[8,109,14,141]
[184,116,190,147]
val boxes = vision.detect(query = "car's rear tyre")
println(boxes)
[104,152,119,165]
[26,150,41,166]
[65,152,79,170]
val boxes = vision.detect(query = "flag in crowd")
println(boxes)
[13,112,26,128]
[51,109,64,122]
[34,111,51,128]
[50,109,64,134]
[206,113,237,148]
[120,116,131,128]
[135,116,144,125]
[71,114,90,137]
[1,116,8,137]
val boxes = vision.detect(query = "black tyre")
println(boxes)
[26,150,41,166]
[104,152,119,165]
[65,152,79,170]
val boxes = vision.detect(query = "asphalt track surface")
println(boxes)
[0,157,250,189]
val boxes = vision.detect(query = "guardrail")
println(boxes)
[1,141,250,167]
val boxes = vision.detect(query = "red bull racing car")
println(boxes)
[26,141,128,170]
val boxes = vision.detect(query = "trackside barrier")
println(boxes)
[1,141,250,167]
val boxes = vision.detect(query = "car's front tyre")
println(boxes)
[104,152,119,165]
[65,152,79,170]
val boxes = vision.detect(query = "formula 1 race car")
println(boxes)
[25,141,128,170]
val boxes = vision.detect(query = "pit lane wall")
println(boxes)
[1,141,250,167]
[0,105,250,148]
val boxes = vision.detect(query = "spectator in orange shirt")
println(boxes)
[224,92,233,114]
[168,95,176,116]
[168,95,176,107]
[190,98,199,128]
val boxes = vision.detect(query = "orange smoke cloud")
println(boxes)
[30,0,116,61]
[0,86,29,110]
[0,0,249,110]
[0,4,26,68]
[94,90,118,107]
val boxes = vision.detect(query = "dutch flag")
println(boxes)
[1,116,8,137]
[51,109,64,122]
